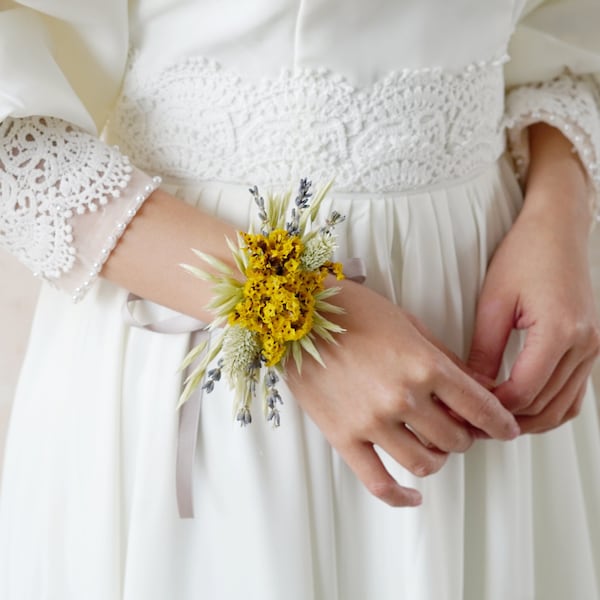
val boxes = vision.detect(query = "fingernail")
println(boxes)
[507,421,521,439]
[408,490,422,506]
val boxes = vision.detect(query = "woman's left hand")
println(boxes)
[467,124,600,435]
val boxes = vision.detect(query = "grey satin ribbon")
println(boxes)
[122,257,366,518]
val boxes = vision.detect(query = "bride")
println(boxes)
[1,1,599,598]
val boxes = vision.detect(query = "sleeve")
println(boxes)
[0,2,160,301]
[504,0,600,222]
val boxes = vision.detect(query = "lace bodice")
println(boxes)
[109,54,509,193]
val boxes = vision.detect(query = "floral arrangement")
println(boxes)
[178,179,346,427]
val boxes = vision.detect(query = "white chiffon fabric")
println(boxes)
[2,1,600,599]
[3,162,600,599]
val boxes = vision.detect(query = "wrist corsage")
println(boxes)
[178,179,346,427]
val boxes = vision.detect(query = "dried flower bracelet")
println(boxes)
[178,179,346,427]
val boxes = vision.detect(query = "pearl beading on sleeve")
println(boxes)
[70,171,162,302]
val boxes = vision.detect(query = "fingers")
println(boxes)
[495,314,600,413]
[513,350,585,416]
[372,423,449,478]
[405,424,437,449]
[493,327,566,413]
[434,362,520,440]
[393,392,474,453]
[340,441,423,507]
[562,383,587,422]
[516,362,593,434]
[467,295,515,380]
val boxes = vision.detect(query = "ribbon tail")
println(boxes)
[175,330,208,518]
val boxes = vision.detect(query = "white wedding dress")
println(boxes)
[1,1,600,599]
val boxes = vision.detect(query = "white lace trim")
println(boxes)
[505,74,600,221]
[109,54,509,193]
[0,116,135,279]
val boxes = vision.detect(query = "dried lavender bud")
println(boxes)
[267,390,282,405]
[236,407,252,426]
[207,368,221,382]
[267,409,281,428]
[249,185,269,231]
[265,370,279,388]
[295,178,312,209]
[249,185,264,209]
[286,208,300,236]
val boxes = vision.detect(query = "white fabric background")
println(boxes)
[0,252,40,468]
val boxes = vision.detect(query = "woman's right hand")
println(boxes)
[286,278,521,507]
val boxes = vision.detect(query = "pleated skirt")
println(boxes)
[1,157,599,600]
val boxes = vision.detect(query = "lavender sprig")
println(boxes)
[249,185,269,234]
[264,368,283,428]
[235,365,259,426]
[202,359,223,393]
[287,178,313,235]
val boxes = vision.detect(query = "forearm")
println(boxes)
[101,188,237,321]
[522,122,593,237]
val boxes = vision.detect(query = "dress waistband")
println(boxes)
[108,53,508,193]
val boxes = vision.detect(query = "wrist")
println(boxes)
[523,123,592,221]
[520,123,593,236]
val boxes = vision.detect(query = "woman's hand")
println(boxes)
[468,124,600,434]
[286,279,520,507]
[468,206,600,433]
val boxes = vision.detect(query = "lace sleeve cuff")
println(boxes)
[505,74,600,222]
[0,116,161,301]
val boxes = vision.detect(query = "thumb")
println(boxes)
[467,295,515,380]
